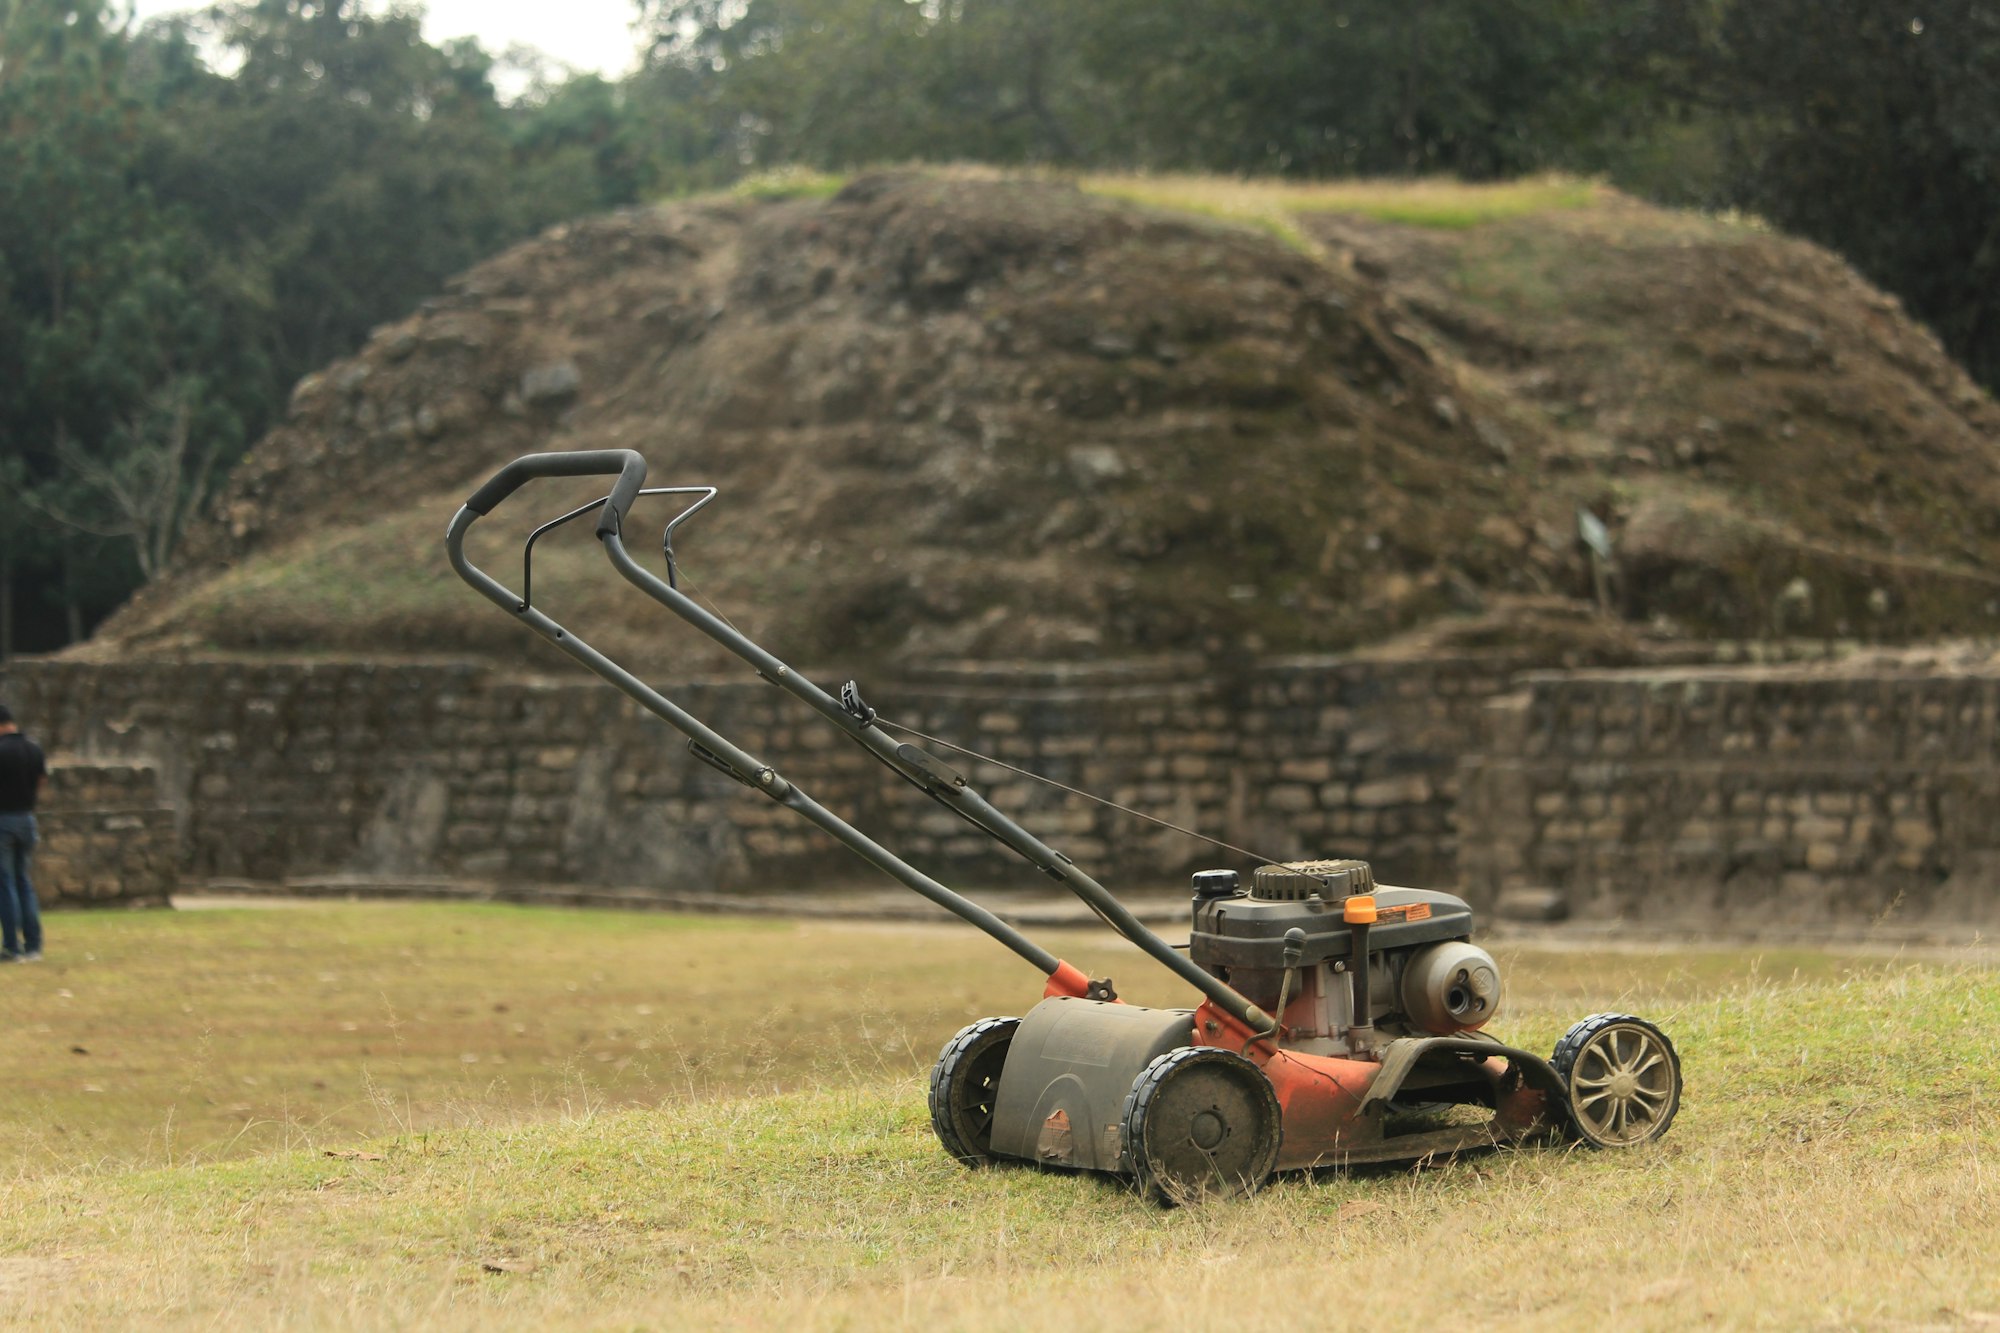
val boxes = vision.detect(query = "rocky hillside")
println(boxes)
[92,172,2000,674]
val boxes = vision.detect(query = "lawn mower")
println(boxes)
[448,449,1683,1201]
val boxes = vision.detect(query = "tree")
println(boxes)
[0,0,240,641]
[2,0,665,645]
[39,380,224,581]
[643,0,945,169]
[507,69,661,214]
[1697,0,2000,387]
[636,0,1673,178]
[127,1,527,394]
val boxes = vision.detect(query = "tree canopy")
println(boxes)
[0,0,661,650]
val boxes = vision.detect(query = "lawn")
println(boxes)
[0,903,1995,1329]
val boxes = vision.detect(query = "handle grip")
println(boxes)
[463,449,648,537]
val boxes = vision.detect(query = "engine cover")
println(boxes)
[1190,883,1474,972]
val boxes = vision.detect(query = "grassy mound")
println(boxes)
[90,170,2000,674]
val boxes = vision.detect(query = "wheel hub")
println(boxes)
[1188,1109,1226,1151]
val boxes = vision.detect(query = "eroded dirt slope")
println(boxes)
[1313,197,2000,640]
[94,174,2000,673]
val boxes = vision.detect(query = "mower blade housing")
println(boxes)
[987,997,1194,1172]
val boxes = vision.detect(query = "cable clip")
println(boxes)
[839,680,877,726]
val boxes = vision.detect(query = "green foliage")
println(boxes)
[507,72,655,215]
[639,0,1659,179]
[1079,0,1643,177]
[131,2,522,396]
[1692,0,2000,387]
[0,0,242,629]
[0,0,663,648]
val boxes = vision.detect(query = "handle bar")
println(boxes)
[453,449,1275,1031]
[444,449,1073,982]
[464,449,648,538]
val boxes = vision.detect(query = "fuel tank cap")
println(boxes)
[1190,869,1241,902]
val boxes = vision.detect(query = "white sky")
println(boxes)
[418,0,650,79]
[130,0,652,85]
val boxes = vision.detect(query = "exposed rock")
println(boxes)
[520,361,581,406]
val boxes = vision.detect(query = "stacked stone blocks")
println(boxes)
[14,647,1991,927]
[31,760,179,907]
[1457,667,2000,926]
[2,654,1510,897]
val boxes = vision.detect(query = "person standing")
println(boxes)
[0,703,46,962]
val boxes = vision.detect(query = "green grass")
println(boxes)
[710,165,1599,236]
[148,502,480,649]
[713,164,1601,230]
[1083,172,1603,240]
[1,904,1996,1327]
[731,167,850,201]
[0,902,1872,1176]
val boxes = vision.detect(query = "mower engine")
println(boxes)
[1189,859,1503,1054]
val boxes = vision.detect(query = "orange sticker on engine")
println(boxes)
[1378,903,1433,923]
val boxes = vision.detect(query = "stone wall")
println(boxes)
[28,760,178,908]
[15,644,1987,928]
[0,653,1519,897]
[1457,660,2000,928]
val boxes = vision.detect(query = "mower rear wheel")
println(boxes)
[1120,1047,1281,1205]
[1550,1013,1682,1148]
[929,1016,1020,1166]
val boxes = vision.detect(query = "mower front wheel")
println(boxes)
[1120,1046,1282,1205]
[1550,1013,1682,1148]
[929,1016,1020,1166]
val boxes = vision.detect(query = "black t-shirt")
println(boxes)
[0,734,46,814]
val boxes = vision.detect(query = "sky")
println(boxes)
[130,0,653,85]
[414,0,650,79]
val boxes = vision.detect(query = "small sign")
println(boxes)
[1576,508,1613,560]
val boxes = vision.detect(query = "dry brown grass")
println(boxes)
[0,904,1994,1329]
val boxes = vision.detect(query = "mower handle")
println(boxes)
[464,449,648,538]
[443,454,1071,983]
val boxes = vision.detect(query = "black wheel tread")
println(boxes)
[928,1016,1019,1167]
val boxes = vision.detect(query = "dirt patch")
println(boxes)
[92,174,2000,673]
[1308,195,2000,641]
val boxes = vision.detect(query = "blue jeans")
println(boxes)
[0,813,40,957]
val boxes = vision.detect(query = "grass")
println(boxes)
[1083,171,1603,246]
[0,903,1996,1327]
[0,903,1028,1175]
[116,474,668,659]
[730,167,850,201]
[713,164,1603,239]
